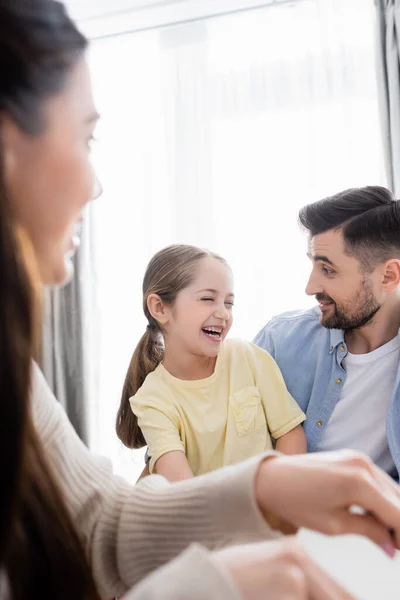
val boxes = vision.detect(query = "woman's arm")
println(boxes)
[124,545,242,600]
[31,363,275,597]
[31,364,400,598]
[126,538,356,600]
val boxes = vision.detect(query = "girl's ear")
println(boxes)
[147,293,169,325]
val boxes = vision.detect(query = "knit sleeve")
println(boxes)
[124,545,242,600]
[31,363,280,598]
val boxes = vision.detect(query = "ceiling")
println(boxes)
[64,0,185,21]
[64,0,284,39]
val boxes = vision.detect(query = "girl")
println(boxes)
[116,244,307,482]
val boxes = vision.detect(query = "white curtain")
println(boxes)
[87,0,385,481]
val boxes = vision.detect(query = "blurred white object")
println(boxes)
[298,528,400,599]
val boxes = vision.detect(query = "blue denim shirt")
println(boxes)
[254,306,400,478]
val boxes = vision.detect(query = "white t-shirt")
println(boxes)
[316,336,400,475]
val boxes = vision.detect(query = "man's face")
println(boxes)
[305,229,382,329]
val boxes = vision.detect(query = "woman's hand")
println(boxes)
[255,450,400,556]
[215,537,355,599]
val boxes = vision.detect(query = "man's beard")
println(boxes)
[316,279,381,330]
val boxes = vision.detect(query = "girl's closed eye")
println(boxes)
[201,297,214,302]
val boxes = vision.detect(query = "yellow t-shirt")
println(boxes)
[130,338,306,475]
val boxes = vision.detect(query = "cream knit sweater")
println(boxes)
[31,363,280,599]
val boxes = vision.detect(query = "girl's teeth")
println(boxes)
[203,329,221,337]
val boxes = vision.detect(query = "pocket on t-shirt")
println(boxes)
[230,386,267,437]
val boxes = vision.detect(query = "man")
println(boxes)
[254,186,400,478]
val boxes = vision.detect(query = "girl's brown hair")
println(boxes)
[116,244,227,448]
[0,1,99,597]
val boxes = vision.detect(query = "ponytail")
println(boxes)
[116,327,163,449]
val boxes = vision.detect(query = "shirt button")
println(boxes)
[316,420,323,427]
[336,378,342,384]
[339,345,345,352]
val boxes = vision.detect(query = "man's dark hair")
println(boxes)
[298,186,400,271]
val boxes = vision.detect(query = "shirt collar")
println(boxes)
[329,328,345,354]
[328,327,400,354]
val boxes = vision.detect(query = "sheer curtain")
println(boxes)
[87,0,385,481]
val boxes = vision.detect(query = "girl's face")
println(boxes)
[3,58,99,285]
[164,256,234,358]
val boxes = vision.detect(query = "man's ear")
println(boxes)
[381,259,400,291]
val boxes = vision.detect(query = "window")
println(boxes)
[87,0,385,481]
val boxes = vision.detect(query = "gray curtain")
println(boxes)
[40,173,101,446]
[376,0,400,194]
[41,251,89,444]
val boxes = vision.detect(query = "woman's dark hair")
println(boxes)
[116,244,229,449]
[0,1,99,598]
[299,186,400,271]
